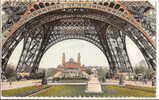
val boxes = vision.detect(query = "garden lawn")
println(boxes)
[31,85,155,97]
[129,87,156,93]
[2,85,48,97]
[104,85,155,97]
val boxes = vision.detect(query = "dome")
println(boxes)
[67,58,76,64]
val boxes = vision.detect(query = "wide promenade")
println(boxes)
[1,80,41,90]
[1,79,154,90]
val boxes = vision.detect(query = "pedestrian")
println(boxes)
[9,80,12,86]
[144,78,147,84]
[152,77,156,86]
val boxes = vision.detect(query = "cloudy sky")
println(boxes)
[6,0,156,69]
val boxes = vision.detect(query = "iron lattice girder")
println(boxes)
[16,24,51,72]
[16,27,43,72]
[16,18,133,73]
[93,22,120,74]
[2,8,156,73]
[2,0,154,37]
[126,27,156,70]
[45,18,102,49]
[3,2,155,46]
[105,25,133,72]
[93,21,133,73]
[16,19,107,73]
[2,27,25,73]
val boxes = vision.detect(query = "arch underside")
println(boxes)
[2,8,156,74]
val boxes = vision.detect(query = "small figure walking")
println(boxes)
[9,80,12,86]
[152,77,156,86]
[144,78,148,84]
[119,75,124,86]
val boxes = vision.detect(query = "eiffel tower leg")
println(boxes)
[121,34,134,72]
[94,22,120,74]
[16,25,51,73]
[127,27,156,70]
[105,25,133,72]
[2,28,25,73]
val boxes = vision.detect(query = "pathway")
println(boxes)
[102,79,154,88]
[1,79,154,90]
[1,80,41,90]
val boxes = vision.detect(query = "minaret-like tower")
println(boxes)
[77,53,81,65]
[62,53,66,65]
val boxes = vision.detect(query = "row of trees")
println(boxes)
[134,65,155,80]
[3,64,44,81]
[85,65,154,81]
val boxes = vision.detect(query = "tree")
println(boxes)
[134,64,154,81]
[97,67,108,82]
[85,68,92,75]
[29,72,44,79]
[144,68,154,80]
[5,64,16,80]
[134,65,146,75]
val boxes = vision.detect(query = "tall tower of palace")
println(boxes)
[77,53,81,65]
[62,53,66,65]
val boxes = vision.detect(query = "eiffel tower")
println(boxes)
[1,0,156,76]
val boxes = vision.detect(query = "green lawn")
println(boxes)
[31,85,156,97]
[129,87,156,93]
[2,85,155,97]
[2,85,49,97]
[104,85,155,97]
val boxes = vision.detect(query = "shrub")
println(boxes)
[29,72,43,79]
[5,64,16,79]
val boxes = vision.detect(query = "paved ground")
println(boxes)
[1,79,154,90]
[103,79,154,88]
[1,80,41,90]
[125,80,154,87]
